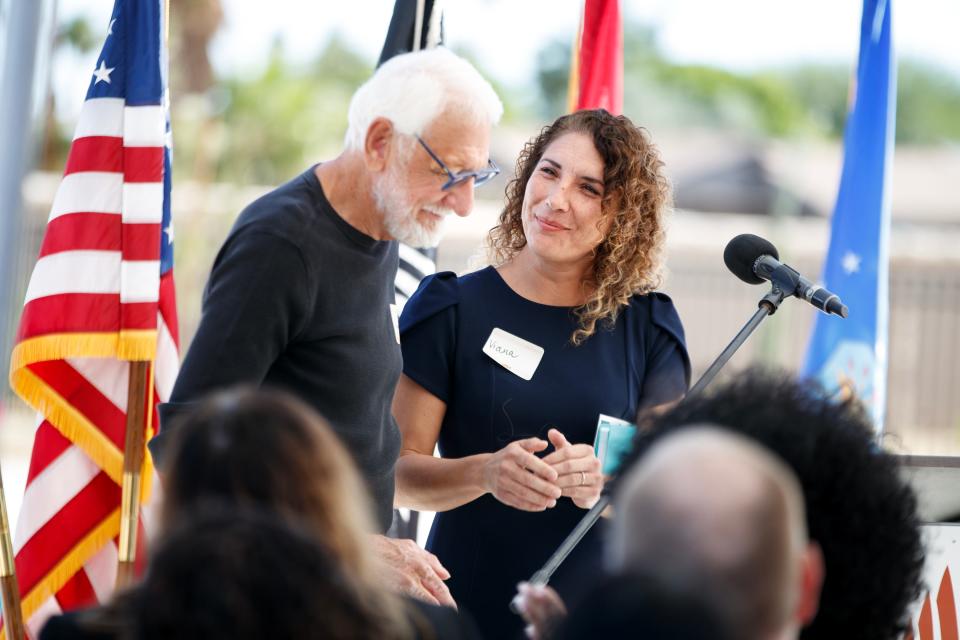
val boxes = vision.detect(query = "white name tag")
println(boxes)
[389,304,400,344]
[482,328,544,381]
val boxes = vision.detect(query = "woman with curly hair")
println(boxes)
[393,109,691,638]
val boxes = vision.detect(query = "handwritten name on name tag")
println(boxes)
[482,328,544,381]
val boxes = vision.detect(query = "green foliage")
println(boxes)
[58,16,99,53]
[451,45,526,125]
[895,59,960,144]
[185,33,374,185]
[648,64,810,136]
[45,16,960,188]
[309,32,376,88]
[534,21,960,146]
[777,63,850,136]
[171,35,527,185]
[777,59,960,144]
[536,38,572,118]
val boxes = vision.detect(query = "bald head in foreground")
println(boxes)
[610,427,823,640]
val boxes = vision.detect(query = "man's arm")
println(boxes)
[150,229,311,462]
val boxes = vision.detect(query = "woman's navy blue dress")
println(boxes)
[399,266,690,639]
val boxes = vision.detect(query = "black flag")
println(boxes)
[378,0,443,307]
[379,0,444,541]
[378,0,444,68]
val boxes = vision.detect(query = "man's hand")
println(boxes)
[513,582,567,640]
[371,534,456,608]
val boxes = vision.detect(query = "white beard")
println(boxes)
[374,170,452,248]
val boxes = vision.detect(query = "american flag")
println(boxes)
[5,0,177,635]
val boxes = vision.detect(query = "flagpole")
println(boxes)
[115,0,169,590]
[115,361,150,589]
[0,459,25,640]
[566,6,583,113]
[0,0,44,633]
[413,0,425,52]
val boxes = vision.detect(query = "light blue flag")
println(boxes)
[801,0,895,432]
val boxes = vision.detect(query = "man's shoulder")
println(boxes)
[233,169,323,242]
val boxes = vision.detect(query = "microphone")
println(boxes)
[723,234,849,318]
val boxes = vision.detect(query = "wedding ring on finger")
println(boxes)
[579,471,586,486]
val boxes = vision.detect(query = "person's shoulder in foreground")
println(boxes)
[39,610,119,640]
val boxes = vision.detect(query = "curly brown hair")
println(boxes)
[623,368,925,640]
[488,109,672,344]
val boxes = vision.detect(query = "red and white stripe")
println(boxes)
[19,98,166,343]
[11,90,178,635]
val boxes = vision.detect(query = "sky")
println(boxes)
[41,0,960,126]
[202,0,960,83]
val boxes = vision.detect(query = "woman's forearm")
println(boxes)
[395,450,492,512]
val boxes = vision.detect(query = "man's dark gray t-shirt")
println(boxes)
[150,167,403,531]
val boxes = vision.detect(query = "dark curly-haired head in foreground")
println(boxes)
[619,368,925,640]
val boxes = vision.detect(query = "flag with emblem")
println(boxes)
[801,0,895,431]
[5,0,178,634]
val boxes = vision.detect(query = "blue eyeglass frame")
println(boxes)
[415,135,500,190]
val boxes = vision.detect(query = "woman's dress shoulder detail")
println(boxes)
[398,271,460,334]
[646,291,691,385]
[398,271,462,405]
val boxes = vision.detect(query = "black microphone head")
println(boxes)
[723,234,780,285]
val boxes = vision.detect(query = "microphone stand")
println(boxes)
[687,286,786,397]
[519,285,788,592]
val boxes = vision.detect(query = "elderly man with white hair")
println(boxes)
[518,427,823,640]
[150,48,503,607]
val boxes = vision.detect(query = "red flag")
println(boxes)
[569,0,623,114]
[5,0,177,635]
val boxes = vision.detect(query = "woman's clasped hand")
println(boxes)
[483,428,604,512]
[542,429,604,509]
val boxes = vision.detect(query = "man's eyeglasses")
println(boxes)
[416,136,500,191]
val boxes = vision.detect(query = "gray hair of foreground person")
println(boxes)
[609,427,824,640]
[343,47,503,152]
